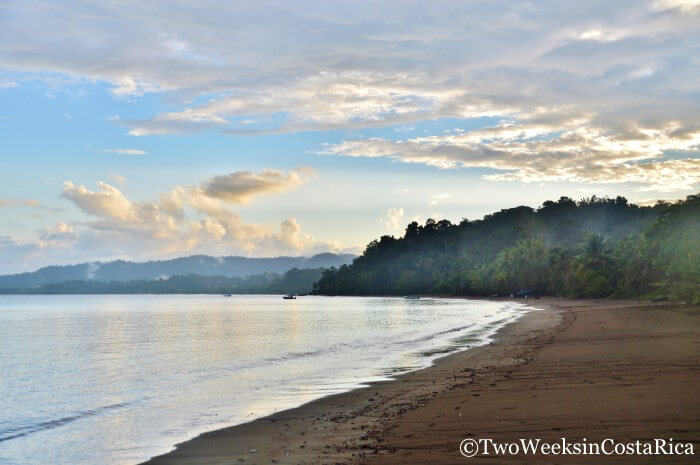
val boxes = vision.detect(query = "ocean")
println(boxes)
[0,295,529,464]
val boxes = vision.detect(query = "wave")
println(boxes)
[0,401,131,443]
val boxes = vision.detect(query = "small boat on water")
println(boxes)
[223,293,232,297]
[283,293,296,300]
[404,295,420,300]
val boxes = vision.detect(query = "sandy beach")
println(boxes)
[142,298,699,465]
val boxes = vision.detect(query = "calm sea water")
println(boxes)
[0,295,529,465]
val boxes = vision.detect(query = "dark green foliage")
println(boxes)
[643,196,700,303]
[314,195,699,303]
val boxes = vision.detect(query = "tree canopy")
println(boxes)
[313,195,699,304]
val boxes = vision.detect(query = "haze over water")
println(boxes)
[0,295,529,465]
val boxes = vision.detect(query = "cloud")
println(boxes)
[39,221,78,246]
[0,197,62,212]
[254,217,341,257]
[110,77,162,98]
[632,195,690,206]
[383,208,405,230]
[202,168,313,204]
[654,0,700,14]
[101,148,147,155]
[45,221,75,234]
[120,72,481,136]
[62,181,139,222]
[109,173,126,184]
[1,1,697,186]
[322,119,700,191]
[0,222,82,273]
[114,111,228,136]
[54,170,335,264]
[429,193,450,206]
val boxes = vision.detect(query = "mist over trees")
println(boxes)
[3,267,325,295]
[0,253,355,290]
[313,195,699,304]
[4,196,696,301]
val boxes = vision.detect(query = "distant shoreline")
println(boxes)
[140,298,699,465]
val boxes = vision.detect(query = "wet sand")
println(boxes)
[142,299,699,464]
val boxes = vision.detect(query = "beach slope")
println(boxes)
[142,299,698,464]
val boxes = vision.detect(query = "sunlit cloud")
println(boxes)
[577,29,625,42]
[4,1,697,149]
[38,221,78,248]
[108,173,126,185]
[383,208,405,231]
[110,77,163,98]
[0,1,685,188]
[0,197,62,212]
[654,0,700,14]
[51,169,335,266]
[322,119,700,191]
[429,193,451,206]
[202,168,314,204]
[120,72,484,136]
[115,111,228,136]
[101,148,147,155]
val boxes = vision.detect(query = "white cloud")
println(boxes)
[654,0,700,14]
[117,71,476,136]
[202,167,314,204]
[53,170,334,263]
[429,193,451,206]
[0,197,61,211]
[578,29,625,42]
[108,173,126,185]
[101,149,147,155]
[117,111,228,136]
[62,181,140,222]
[39,221,78,247]
[110,77,162,98]
[0,1,697,187]
[322,120,700,191]
[383,208,405,231]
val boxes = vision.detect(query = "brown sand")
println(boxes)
[141,299,699,465]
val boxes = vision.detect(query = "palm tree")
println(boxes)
[583,233,608,261]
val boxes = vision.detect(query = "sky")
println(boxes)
[0,0,699,274]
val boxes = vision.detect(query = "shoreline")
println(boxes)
[141,298,699,464]
[140,298,561,464]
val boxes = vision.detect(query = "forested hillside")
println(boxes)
[0,253,355,289]
[313,195,699,303]
[2,267,324,295]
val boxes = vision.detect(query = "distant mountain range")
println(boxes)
[0,253,356,290]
